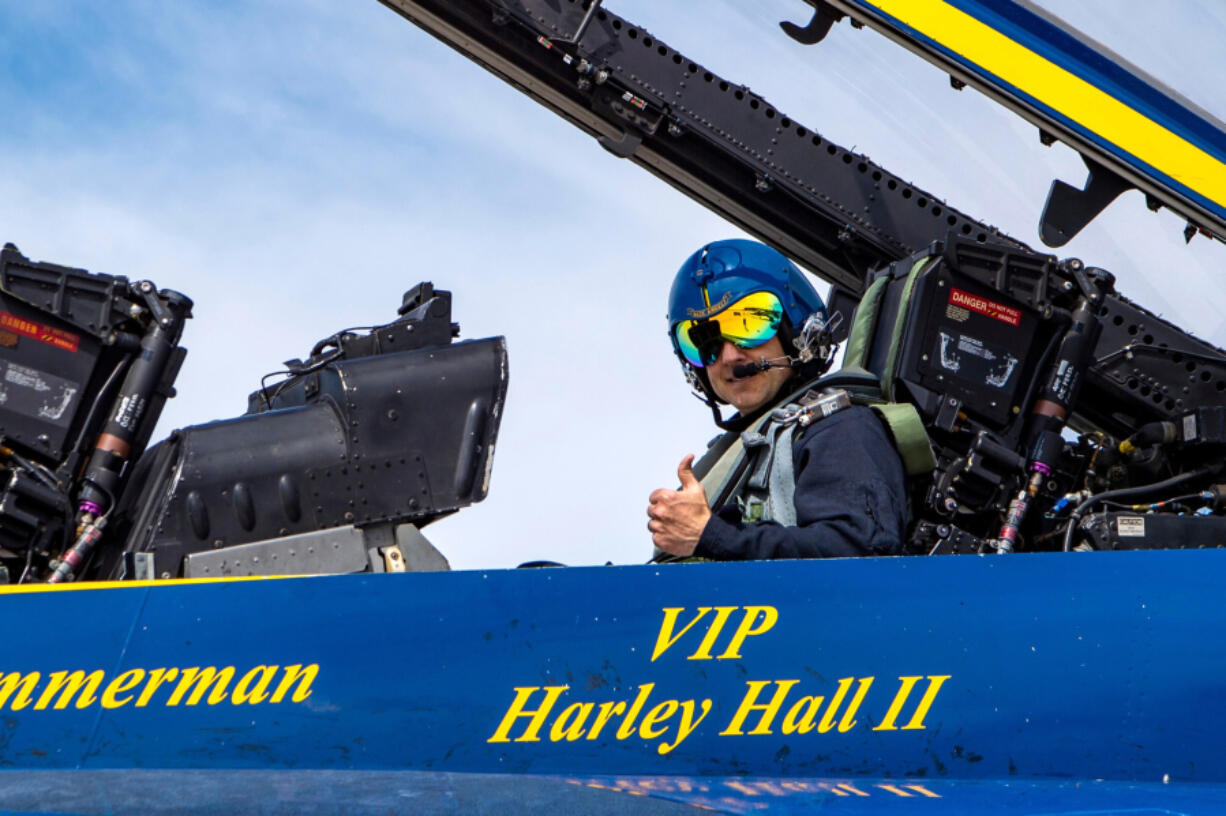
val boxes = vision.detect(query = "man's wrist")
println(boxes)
[694,512,739,560]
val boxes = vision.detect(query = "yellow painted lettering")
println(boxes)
[638,700,678,740]
[549,702,593,742]
[902,675,950,730]
[166,666,235,706]
[781,695,825,735]
[720,680,799,736]
[34,670,104,710]
[651,607,710,662]
[816,677,853,733]
[780,782,818,792]
[231,665,280,705]
[487,685,569,743]
[584,700,626,741]
[0,672,40,711]
[135,668,179,707]
[688,607,738,660]
[872,675,922,731]
[270,664,318,704]
[716,606,778,660]
[101,669,147,709]
[615,683,655,739]
[838,676,873,732]
[658,698,711,755]
[817,676,873,733]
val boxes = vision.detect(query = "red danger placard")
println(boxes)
[948,288,1021,327]
[0,311,80,352]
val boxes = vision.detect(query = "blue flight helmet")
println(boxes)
[667,239,827,414]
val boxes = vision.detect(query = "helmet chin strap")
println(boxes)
[680,363,746,431]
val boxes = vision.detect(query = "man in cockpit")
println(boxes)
[646,239,909,560]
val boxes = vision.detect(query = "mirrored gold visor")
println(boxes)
[674,291,783,367]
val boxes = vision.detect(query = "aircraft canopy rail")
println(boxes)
[377,0,1226,487]
[800,0,1226,247]
[377,0,1024,296]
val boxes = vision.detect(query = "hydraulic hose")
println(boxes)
[1061,466,1218,551]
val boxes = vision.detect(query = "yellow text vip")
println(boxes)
[489,606,948,755]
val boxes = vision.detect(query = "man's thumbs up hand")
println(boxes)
[677,454,702,492]
[647,454,712,557]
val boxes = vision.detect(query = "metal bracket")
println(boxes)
[123,551,155,581]
[184,526,372,577]
[381,544,407,572]
[935,395,962,433]
[599,128,643,159]
[1040,154,1132,247]
[780,1,844,45]
[490,0,512,26]
[555,0,603,45]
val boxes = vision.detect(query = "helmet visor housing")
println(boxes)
[673,291,783,368]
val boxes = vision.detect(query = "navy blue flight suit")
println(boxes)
[694,404,908,560]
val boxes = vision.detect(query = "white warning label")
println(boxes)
[0,360,81,425]
[1116,516,1146,538]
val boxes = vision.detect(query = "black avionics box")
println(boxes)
[0,244,123,462]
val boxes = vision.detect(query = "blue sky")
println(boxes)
[1,1,1223,569]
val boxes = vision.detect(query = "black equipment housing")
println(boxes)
[99,284,507,579]
[0,244,152,463]
[0,244,189,571]
[1080,512,1226,551]
[0,241,507,582]
[860,238,1063,435]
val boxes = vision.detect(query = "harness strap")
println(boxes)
[695,376,829,510]
[738,389,851,524]
[842,274,889,370]
[764,423,798,525]
[697,419,764,511]
[742,430,773,492]
[694,430,745,507]
[882,256,938,401]
[868,402,938,476]
[835,253,940,475]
